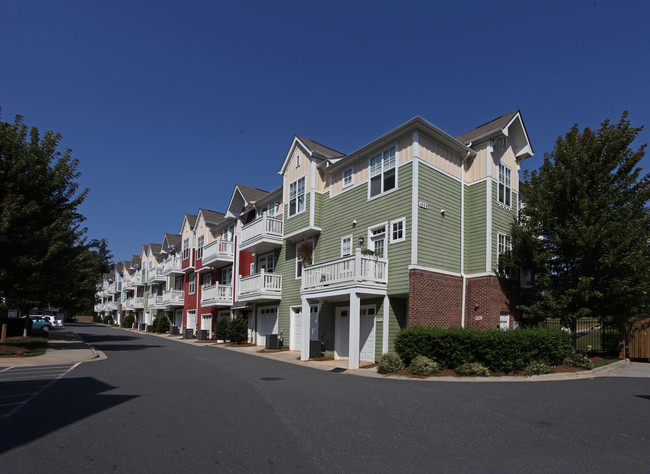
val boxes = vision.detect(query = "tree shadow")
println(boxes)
[0,376,137,453]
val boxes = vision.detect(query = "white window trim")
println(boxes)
[343,166,354,188]
[288,176,306,218]
[498,162,512,209]
[390,218,406,244]
[341,234,353,257]
[197,236,204,260]
[367,144,398,200]
[367,222,388,257]
[188,273,196,295]
[497,232,512,276]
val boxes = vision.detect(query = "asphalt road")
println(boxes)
[0,325,648,473]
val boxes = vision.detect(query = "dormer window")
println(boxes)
[289,177,305,217]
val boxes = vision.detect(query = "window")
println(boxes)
[390,218,405,243]
[289,177,305,216]
[497,233,512,276]
[222,225,234,242]
[341,235,353,256]
[296,154,300,167]
[369,146,396,197]
[188,273,195,294]
[258,253,275,273]
[267,202,276,217]
[202,273,211,287]
[183,238,189,260]
[369,225,386,257]
[343,167,353,187]
[498,163,512,207]
[222,266,232,285]
[197,236,204,260]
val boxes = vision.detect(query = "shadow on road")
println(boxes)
[0,377,137,454]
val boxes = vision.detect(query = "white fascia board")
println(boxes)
[279,136,313,175]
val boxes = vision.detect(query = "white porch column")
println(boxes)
[300,297,311,361]
[348,291,361,370]
[382,295,390,355]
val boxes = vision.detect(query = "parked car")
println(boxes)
[43,315,61,327]
[26,316,52,333]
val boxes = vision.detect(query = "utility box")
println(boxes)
[309,340,322,359]
[170,326,180,335]
[145,325,153,333]
[139,323,146,330]
[197,330,209,340]
[183,328,194,339]
[266,334,280,350]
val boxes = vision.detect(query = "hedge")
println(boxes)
[394,326,572,373]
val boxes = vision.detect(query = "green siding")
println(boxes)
[275,240,302,347]
[317,163,413,295]
[464,180,487,274]
[283,193,311,236]
[417,165,462,273]
[491,181,518,270]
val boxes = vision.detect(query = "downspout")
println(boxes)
[461,144,472,328]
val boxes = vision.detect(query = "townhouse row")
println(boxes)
[95,110,534,369]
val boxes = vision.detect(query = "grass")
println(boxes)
[591,356,621,369]
[0,337,49,357]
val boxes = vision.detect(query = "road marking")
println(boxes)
[0,363,80,419]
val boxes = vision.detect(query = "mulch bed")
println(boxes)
[257,347,291,353]
[386,357,606,378]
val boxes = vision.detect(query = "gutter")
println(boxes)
[460,144,472,328]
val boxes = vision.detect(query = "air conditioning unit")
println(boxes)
[266,334,280,350]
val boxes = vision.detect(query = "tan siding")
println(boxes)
[283,144,310,202]
[465,142,488,183]
[419,133,463,179]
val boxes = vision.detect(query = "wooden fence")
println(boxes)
[628,319,650,359]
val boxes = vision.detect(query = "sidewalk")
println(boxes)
[1,325,648,381]
[0,328,105,367]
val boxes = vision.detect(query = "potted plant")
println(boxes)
[298,241,313,267]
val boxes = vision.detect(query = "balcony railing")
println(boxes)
[238,270,282,301]
[147,295,163,308]
[123,298,134,310]
[301,249,388,293]
[106,301,120,311]
[240,213,283,253]
[163,256,183,275]
[201,284,234,306]
[162,289,184,306]
[94,304,103,312]
[147,267,165,283]
[107,283,117,294]
[133,297,144,309]
[202,239,234,267]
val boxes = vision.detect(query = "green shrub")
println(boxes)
[566,353,593,370]
[395,325,572,372]
[600,329,621,355]
[455,362,490,376]
[103,315,113,325]
[377,352,405,374]
[215,316,231,341]
[525,360,553,376]
[229,313,248,344]
[153,314,170,333]
[123,314,135,328]
[407,355,440,376]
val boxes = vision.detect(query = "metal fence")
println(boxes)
[543,318,620,353]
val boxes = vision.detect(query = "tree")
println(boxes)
[0,111,111,315]
[509,112,650,330]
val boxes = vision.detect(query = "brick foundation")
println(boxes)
[408,269,520,329]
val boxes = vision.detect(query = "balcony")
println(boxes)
[201,284,234,307]
[147,295,164,309]
[94,304,103,312]
[202,239,234,268]
[163,256,183,275]
[301,249,388,296]
[238,270,282,302]
[123,298,134,310]
[147,267,165,283]
[107,283,117,294]
[106,301,120,311]
[240,213,283,254]
[162,289,184,307]
[124,278,136,290]
[133,297,144,309]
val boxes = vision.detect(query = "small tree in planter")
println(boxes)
[123,314,135,328]
[153,314,170,333]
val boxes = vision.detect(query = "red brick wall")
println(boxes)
[408,270,463,327]
[465,276,521,330]
[408,269,520,330]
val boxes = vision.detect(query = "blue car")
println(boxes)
[28,316,52,333]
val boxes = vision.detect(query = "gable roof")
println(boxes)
[226,184,270,218]
[162,233,182,252]
[131,255,141,267]
[455,110,512,142]
[198,208,225,227]
[456,110,534,160]
[148,243,162,256]
[279,135,346,175]
[180,213,197,234]
[237,184,269,204]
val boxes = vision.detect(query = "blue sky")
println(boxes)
[2,0,649,263]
